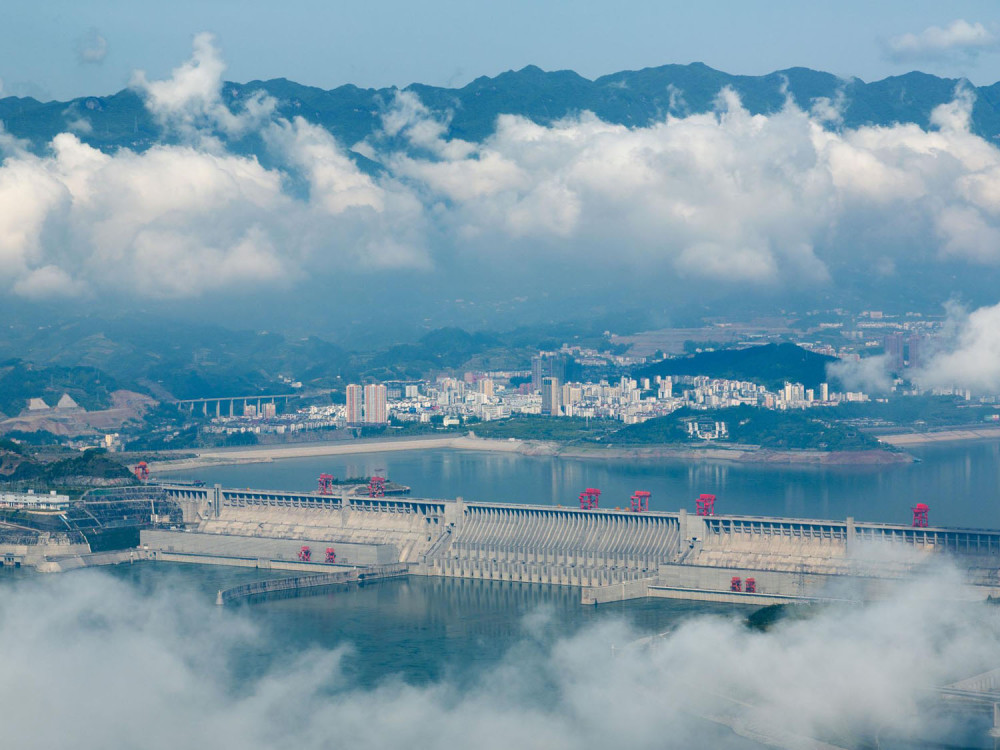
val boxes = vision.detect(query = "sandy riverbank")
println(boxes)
[877,426,1000,447]
[148,433,910,473]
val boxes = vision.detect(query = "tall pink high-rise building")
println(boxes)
[364,384,387,424]
[345,384,363,424]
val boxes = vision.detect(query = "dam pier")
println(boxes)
[109,483,1000,604]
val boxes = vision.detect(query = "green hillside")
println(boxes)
[634,343,836,391]
[615,406,879,451]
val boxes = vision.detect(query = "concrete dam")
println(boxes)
[135,484,1000,604]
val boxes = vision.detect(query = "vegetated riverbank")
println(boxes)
[148,433,910,473]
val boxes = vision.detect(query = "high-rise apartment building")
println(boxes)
[364,383,388,424]
[658,376,673,399]
[906,334,925,370]
[531,353,568,391]
[345,384,363,424]
[884,333,905,372]
[541,377,561,416]
[478,378,495,398]
[531,355,545,391]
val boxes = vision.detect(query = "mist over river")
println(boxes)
[174,441,1000,528]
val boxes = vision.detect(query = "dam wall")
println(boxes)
[0,538,91,567]
[155,484,1000,600]
[426,502,680,586]
[140,530,395,566]
[163,485,448,563]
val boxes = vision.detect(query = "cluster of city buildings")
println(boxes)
[206,365,873,438]
[199,311,966,438]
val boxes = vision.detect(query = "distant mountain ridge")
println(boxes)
[2,62,999,158]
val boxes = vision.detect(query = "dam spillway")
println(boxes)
[140,484,1000,603]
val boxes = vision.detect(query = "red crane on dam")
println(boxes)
[298,546,311,562]
[579,488,601,510]
[325,547,337,564]
[133,462,149,481]
[317,473,335,494]
[912,503,930,527]
[630,491,650,512]
[368,476,386,498]
[696,494,716,516]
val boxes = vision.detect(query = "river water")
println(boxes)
[175,440,1000,528]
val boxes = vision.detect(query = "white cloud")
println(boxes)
[383,84,1000,282]
[0,124,427,298]
[132,32,275,143]
[914,301,1000,393]
[12,265,87,298]
[887,19,999,62]
[76,28,108,65]
[0,565,995,748]
[10,36,1000,303]
[827,354,893,394]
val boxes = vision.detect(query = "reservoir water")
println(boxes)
[100,564,745,688]
[5,443,999,746]
[175,440,1000,528]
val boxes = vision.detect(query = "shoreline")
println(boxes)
[148,434,910,473]
[875,426,1000,447]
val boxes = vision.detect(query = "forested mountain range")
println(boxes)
[2,62,996,159]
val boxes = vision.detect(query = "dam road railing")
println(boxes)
[215,563,410,605]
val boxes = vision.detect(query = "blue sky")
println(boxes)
[3,0,1000,100]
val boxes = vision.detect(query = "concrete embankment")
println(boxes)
[215,563,410,605]
[149,433,910,473]
[877,426,1000,447]
[36,548,149,573]
[148,436,506,473]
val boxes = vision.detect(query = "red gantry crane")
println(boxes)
[368,476,386,498]
[579,488,601,510]
[317,473,335,495]
[630,490,650,513]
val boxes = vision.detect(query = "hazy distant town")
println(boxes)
[184,308,996,448]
